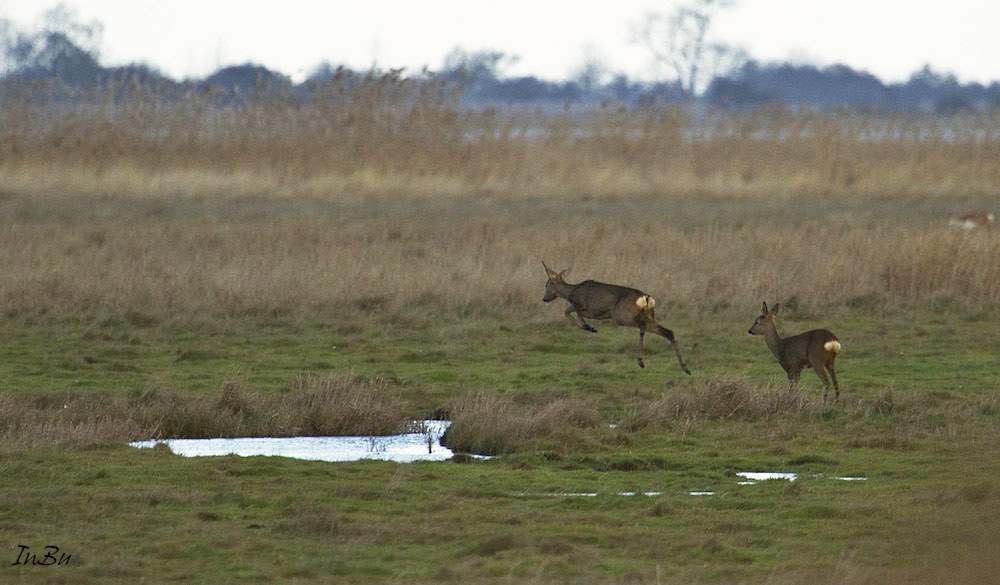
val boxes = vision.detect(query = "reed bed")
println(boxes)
[3,75,1000,199]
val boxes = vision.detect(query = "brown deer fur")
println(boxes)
[748,302,841,401]
[542,262,690,374]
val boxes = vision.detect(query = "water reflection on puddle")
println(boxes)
[543,492,665,498]
[130,420,453,463]
[737,471,799,484]
[736,471,867,485]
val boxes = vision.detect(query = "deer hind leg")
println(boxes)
[811,361,833,402]
[826,355,840,401]
[637,327,646,368]
[657,326,691,375]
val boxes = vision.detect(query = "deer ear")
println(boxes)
[761,302,768,314]
[542,261,557,278]
[772,303,781,315]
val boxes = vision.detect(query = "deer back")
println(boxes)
[567,280,645,319]
[781,329,839,367]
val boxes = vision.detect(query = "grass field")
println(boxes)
[1,82,998,583]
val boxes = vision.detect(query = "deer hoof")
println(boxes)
[637,358,645,368]
[584,325,598,333]
[682,364,692,375]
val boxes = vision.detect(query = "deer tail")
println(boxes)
[635,295,656,310]
[824,340,841,353]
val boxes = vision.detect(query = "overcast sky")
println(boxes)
[2,0,998,84]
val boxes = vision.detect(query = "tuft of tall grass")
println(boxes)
[0,372,409,447]
[440,391,603,456]
[287,372,406,436]
[620,377,807,431]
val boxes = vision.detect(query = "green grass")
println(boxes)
[1,301,998,583]
[4,301,994,400]
[2,422,996,583]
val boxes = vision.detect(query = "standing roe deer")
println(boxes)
[542,262,691,374]
[748,302,841,401]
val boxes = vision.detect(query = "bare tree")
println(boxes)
[633,0,745,98]
[440,48,517,84]
[0,4,103,79]
[571,48,609,96]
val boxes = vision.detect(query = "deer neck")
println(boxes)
[761,323,786,363]
[554,279,579,301]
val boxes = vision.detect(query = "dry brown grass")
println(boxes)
[441,391,603,455]
[437,377,1000,457]
[620,376,807,430]
[0,372,408,447]
[0,206,996,324]
[0,77,997,319]
[0,77,997,320]
[3,76,1000,199]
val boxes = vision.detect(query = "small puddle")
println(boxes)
[737,471,867,485]
[736,471,799,485]
[530,491,665,498]
[130,420,454,463]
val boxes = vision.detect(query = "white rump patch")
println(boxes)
[636,295,656,309]
[949,212,995,230]
[824,341,841,353]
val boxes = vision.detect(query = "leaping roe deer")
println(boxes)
[542,262,691,375]
[748,302,841,401]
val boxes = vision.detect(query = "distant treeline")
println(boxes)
[0,15,996,114]
[707,61,998,114]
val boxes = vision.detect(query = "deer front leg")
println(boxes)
[786,368,801,391]
[565,307,597,333]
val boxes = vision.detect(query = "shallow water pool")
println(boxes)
[130,420,453,463]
